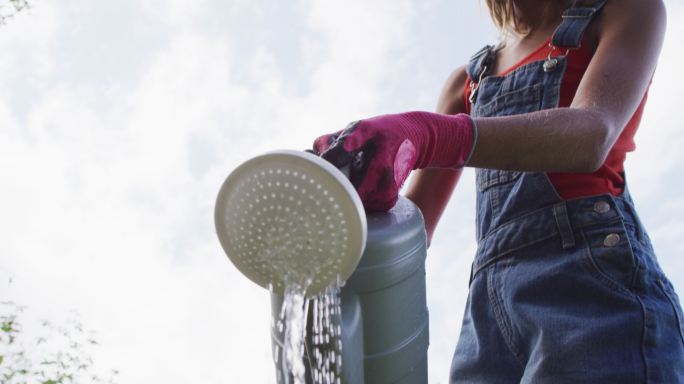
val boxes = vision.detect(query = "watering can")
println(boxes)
[215,150,429,383]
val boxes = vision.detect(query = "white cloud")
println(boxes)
[1,0,683,383]
[625,0,684,285]
[0,0,428,382]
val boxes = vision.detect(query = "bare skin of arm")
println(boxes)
[404,66,469,248]
[468,0,667,172]
[405,0,665,246]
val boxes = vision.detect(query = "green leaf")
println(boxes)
[1,321,14,333]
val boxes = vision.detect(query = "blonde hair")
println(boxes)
[485,0,577,35]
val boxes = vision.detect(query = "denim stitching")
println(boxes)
[490,188,501,220]
[473,232,559,280]
[475,205,628,263]
[618,219,641,291]
[487,265,526,365]
[635,295,650,384]
[478,202,559,241]
[578,229,638,300]
[551,0,608,49]
[477,84,542,117]
[553,202,575,249]
[656,279,684,349]
[478,172,523,191]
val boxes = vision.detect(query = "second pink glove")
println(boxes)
[312,111,477,211]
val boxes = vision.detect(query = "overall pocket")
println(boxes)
[580,220,638,296]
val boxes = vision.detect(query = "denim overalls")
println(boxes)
[450,1,684,382]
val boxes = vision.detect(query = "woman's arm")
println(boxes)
[467,0,667,172]
[404,66,469,248]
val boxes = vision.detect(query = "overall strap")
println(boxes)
[551,0,609,49]
[465,44,502,104]
[466,44,497,82]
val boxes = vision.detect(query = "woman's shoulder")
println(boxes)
[436,65,469,114]
[586,0,666,53]
[598,0,665,18]
[555,0,666,56]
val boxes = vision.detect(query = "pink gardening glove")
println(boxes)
[311,111,476,211]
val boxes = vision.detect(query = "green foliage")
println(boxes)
[0,295,119,384]
[0,0,30,25]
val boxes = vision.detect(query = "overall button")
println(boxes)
[604,233,620,247]
[543,58,558,72]
[594,201,611,214]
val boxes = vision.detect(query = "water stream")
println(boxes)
[274,280,343,384]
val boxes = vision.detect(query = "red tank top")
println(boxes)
[464,37,649,200]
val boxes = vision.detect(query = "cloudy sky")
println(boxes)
[1,0,683,383]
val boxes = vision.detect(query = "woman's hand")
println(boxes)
[312,111,476,211]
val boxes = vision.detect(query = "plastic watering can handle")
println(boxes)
[304,148,351,179]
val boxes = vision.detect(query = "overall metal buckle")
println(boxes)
[469,65,488,104]
[543,43,571,72]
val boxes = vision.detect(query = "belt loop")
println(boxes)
[553,202,576,249]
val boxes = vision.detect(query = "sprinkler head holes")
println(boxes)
[215,150,367,297]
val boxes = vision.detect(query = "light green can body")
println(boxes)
[271,196,429,383]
